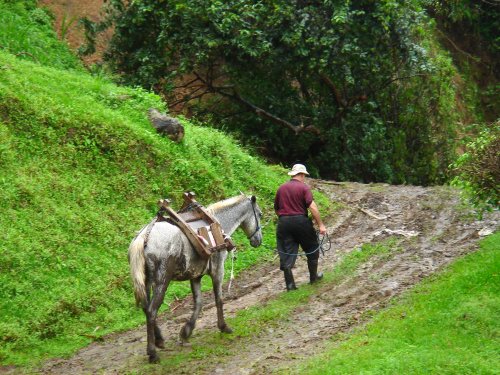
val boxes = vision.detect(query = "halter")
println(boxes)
[247,199,262,240]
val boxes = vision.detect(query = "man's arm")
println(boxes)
[274,188,281,217]
[308,201,327,235]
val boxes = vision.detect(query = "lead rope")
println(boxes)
[228,199,261,294]
[275,232,332,256]
[227,250,236,294]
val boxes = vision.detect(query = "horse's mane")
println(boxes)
[208,195,247,213]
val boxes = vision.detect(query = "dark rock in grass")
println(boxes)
[147,108,184,142]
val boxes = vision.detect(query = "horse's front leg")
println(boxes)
[211,254,232,334]
[179,276,203,344]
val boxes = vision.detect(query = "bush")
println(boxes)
[451,122,499,212]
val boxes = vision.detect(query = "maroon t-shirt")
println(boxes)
[274,179,314,216]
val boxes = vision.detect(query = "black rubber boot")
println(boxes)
[283,268,298,291]
[307,259,323,284]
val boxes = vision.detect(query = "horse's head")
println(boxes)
[242,195,263,247]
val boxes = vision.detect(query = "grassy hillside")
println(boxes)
[296,232,500,374]
[0,2,297,364]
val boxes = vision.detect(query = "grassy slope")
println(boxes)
[0,0,83,71]
[295,232,500,375]
[0,2,292,364]
[0,49,287,364]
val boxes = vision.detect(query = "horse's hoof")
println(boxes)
[220,325,233,334]
[180,322,194,341]
[178,340,192,347]
[155,339,165,349]
[148,354,160,364]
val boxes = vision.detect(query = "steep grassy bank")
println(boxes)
[0,48,291,366]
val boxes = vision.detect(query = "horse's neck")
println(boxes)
[211,198,248,235]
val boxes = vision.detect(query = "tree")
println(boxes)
[100,0,459,183]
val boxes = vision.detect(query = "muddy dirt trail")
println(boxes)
[34,181,499,374]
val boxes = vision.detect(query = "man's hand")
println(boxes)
[309,201,326,235]
[318,223,327,235]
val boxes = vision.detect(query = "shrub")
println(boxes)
[451,121,499,212]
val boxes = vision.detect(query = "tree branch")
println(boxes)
[221,90,321,135]
[169,90,212,108]
[436,28,481,63]
[319,73,347,108]
[194,71,321,135]
[174,76,202,89]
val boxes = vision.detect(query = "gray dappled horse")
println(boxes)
[128,194,263,363]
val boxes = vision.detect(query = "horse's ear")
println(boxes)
[251,195,257,203]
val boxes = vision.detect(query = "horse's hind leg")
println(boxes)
[145,278,170,363]
[142,277,165,349]
[179,276,203,344]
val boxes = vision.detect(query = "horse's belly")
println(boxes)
[172,261,208,281]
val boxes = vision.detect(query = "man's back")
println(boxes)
[274,179,313,216]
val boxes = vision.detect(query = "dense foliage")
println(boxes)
[101,0,462,184]
[426,0,500,56]
[424,0,499,210]
[425,0,499,123]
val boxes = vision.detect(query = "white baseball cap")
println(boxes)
[288,164,310,176]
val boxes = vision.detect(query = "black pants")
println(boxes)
[277,215,319,270]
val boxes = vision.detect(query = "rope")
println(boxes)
[275,232,332,257]
[227,250,236,294]
[178,201,201,213]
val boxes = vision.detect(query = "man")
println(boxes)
[274,164,327,291]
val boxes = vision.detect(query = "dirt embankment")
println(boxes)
[39,0,106,65]
[31,181,499,374]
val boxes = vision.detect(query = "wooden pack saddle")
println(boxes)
[157,192,235,259]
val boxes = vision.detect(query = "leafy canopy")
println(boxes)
[102,0,459,184]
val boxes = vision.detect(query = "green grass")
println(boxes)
[142,240,401,373]
[0,44,290,366]
[0,0,82,71]
[293,232,500,375]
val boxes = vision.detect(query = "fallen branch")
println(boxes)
[317,180,345,186]
[357,207,388,220]
[372,228,419,238]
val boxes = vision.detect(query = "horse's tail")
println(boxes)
[128,229,148,308]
